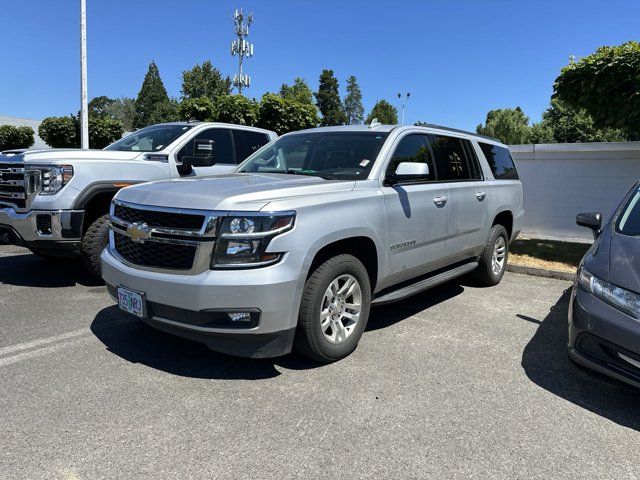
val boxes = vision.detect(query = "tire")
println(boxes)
[294,254,372,363]
[472,224,509,286]
[80,213,110,278]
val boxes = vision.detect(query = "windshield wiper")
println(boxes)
[285,169,335,180]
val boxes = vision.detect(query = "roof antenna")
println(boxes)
[368,118,381,129]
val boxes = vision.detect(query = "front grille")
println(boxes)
[114,232,197,270]
[114,204,205,230]
[0,162,27,209]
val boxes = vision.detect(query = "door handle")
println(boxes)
[475,191,486,201]
[433,196,448,207]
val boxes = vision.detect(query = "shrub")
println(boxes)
[257,93,319,135]
[212,95,258,125]
[0,125,35,151]
[39,116,78,148]
[178,97,215,121]
[89,117,125,148]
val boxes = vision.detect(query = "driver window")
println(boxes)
[177,128,234,165]
[386,134,435,180]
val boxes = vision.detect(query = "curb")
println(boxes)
[507,263,576,282]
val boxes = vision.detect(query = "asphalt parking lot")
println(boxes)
[1,244,639,479]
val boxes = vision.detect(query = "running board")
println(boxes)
[372,261,478,306]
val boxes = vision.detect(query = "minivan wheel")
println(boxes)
[294,254,371,363]
[473,224,509,286]
[80,213,110,278]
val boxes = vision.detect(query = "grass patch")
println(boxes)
[509,239,591,273]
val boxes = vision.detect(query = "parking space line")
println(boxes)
[0,328,90,357]
[0,337,91,367]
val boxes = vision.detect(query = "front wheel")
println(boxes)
[80,213,110,278]
[294,254,371,363]
[472,224,509,286]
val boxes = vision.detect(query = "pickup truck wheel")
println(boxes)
[294,254,371,363]
[81,213,110,278]
[473,224,509,286]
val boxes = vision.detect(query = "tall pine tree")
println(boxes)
[134,61,172,128]
[181,60,232,102]
[343,76,364,124]
[280,77,314,105]
[314,69,347,126]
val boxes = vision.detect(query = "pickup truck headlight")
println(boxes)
[28,165,74,195]
[578,268,640,319]
[211,213,295,269]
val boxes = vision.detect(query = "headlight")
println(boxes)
[211,213,295,269]
[29,165,74,195]
[578,268,640,319]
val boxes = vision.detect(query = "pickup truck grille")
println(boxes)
[114,232,197,270]
[0,162,31,209]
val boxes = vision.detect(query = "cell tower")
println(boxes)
[231,8,254,95]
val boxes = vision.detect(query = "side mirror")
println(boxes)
[576,212,602,239]
[385,162,430,186]
[182,139,216,167]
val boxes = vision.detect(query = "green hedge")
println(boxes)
[0,125,35,151]
[38,116,124,149]
[257,93,319,135]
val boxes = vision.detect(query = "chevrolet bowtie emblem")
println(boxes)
[126,222,152,243]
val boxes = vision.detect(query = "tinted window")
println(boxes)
[386,134,435,180]
[617,189,640,236]
[233,130,271,164]
[462,140,483,180]
[177,128,234,165]
[479,142,519,180]
[429,135,472,181]
[237,132,389,180]
[105,124,193,152]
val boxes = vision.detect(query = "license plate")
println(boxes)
[117,286,146,318]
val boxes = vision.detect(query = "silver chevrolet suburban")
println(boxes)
[101,123,523,362]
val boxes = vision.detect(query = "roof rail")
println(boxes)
[419,123,500,143]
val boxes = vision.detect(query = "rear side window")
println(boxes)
[429,135,473,181]
[386,134,435,180]
[479,142,519,180]
[233,130,271,164]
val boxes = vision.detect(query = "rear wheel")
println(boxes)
[80,213,110,278]
[294,254,371,363]
[473,224,509,286]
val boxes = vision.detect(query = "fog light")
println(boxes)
[227,312,252,322]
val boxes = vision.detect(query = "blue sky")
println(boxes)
[1,0,638,130]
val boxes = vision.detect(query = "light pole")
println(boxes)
[397,92,410,125]
[231,9,254,95]
[79,0,89,149]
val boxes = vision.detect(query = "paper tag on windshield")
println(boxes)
[359,159,370,167]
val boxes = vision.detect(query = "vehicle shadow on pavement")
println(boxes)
[0,251,102,288]
[90,306,318,380]
[520,288,640,431]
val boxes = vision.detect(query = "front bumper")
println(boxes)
[0,207,84,245]
[568,285,640,389]
[101,247,307,358]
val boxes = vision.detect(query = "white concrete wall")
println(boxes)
[511,142,640,243]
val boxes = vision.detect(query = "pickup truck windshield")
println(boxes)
[236,131,389,180]
[105,125,193,152]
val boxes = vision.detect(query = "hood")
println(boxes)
[116,173,356,212]
[2,149,145,164]
[608,232,640,293]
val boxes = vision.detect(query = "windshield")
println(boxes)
[617,187,640,236]
[236,131,389,180]
[104,124,193,152]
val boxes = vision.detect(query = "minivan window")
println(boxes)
[386,134,435,181]
[233,130,271,164]
[479,142,519,180]
[429,135,472,181]
[617,188,640,236]
[177,128,235,165]
[237,132,389,180]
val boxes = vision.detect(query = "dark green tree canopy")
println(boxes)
[258,93,319,135]
[344,76,364,124]
[88,96,115,118]
[315,70,347,126]
[134,61,172,128]
[0,125,34,151]
[178,97,215,121]
[181,60,232,102]
[366,99,398,125]
[105,97,136,131]
[39,115,124,148]
[212,95,259,126]
[280,78,315,105]
[554,41,640,137]
[476,107,531,144]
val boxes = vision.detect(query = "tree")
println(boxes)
[88,117,125,149]
[554,41,640,138]
[134,61,172,128]
[0,125,34,151]
[257,93,319,135]
[343,76,364,124]
[212,95,259,125]
[531,99,627,143]
[105,97,136,131]
[39,115,124,148]
[280,78,315,105]
[476,107,531,144]
[315,69,347,126]
[146,98,180,125]
[88,96,115,118]
[181,60,232,102]
[366,100,398,125]
[179,97,216,121]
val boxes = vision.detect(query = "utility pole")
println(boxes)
[397,92,410,125]
[79,0,89,148]
[231,8,254,95]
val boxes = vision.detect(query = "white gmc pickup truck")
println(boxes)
[0,122,276,275]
